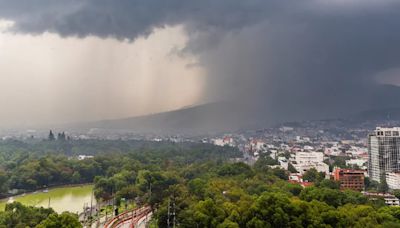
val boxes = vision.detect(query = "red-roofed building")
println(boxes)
[288,174,314,188]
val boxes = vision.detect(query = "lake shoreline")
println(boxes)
[0,184,95,214]
[0,182,93,201]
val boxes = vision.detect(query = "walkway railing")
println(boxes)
[104,206,151,228]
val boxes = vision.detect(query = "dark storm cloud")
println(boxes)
[1,0,400,125]
[197,3,400,122]
[0,0,281,38]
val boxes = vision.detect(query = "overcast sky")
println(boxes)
[0,21,205,127]
[0,0,400,128]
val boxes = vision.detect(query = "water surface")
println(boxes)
[0,185,95,214]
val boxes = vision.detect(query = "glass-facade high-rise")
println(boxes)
[368,127,400,183]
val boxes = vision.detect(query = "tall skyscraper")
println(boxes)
[368,127,400,183]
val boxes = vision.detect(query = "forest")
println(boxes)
[0,139,399,227]
[0,139,239,196]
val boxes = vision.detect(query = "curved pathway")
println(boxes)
[104,206,152,228]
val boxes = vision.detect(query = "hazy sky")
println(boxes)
[0,0,400,128]
[0,21,205,127]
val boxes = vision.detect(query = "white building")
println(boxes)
[280,144,290,150]
[266,144,275,149]
[269,150,278,159]
[213,136,235,147]
[347,146,367,157]
[386,172,400,190]
[280,126,294,132]
[291,151,329,174]
[251,140,266,152]
[293,152,324,164]
[368,127,400,182]
[289,174,303,182]
[324,146,341,156]
[303,145,314,151]
[78,155,94,160]
[292,162,329,175]
[278,157,289,170]
[346,159,367,168]
[295,136,311,143]
[385,197,400,206]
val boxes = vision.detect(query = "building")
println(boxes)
[213,136,235,147]
[293,162,329,175]
[291,151,329,175]
[78,155,94,160]
[346,159,367,168]
[288,174,314,188]
[333,168,365,191]
[386,172,400,190]
[362,192,400,206]
[293,152,324,164]
[368,127,400,183]
[250,139,267,152]
[277,157,288,170]
[385,197,400,206]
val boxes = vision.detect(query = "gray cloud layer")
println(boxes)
[1,0,400,126]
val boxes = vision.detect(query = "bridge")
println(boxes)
[103,206,152,228]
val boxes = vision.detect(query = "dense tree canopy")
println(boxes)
[1,139,400,227]
[0,140,240,196]
[0,202,81,228]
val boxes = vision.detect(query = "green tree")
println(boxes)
[36,212,82,228]
[188,178,207,198]
[0,202,54,227]
[302,168,322,182]
[0,170,8,194]
[254,154,278,171]
[318,179,340,190]
[288,163,298,173]
[71,172,81,184]
[218,163,253,177]
[393,190,400,200]
[379,178,389,193]
[246,192,294,227]
[364,177,377,191]
[270,168,288,180]
[299,187,345,207]
[285,183,303,196]
[192,198,226,227]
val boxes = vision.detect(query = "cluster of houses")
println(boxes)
[210,133,400,206]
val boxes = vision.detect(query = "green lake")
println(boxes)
[0,185,95,214]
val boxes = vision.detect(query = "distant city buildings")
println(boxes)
[212,136,235,147]
[333,168,365,191]
[368,127,400,183]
